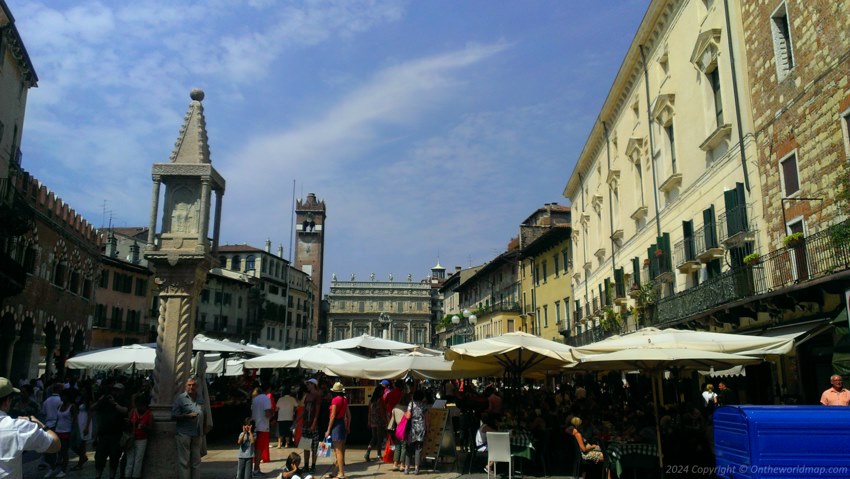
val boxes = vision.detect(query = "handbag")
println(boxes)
[394,415,408,442]
[120,431,134,451]
[317,438,332,458]
[296,434,313,450]
[381,434,394,463]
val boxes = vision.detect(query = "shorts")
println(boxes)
[303,428,320,452]
[278,420,293,438]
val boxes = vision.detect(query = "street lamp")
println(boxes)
[451,308,477,341]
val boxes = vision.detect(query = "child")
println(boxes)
[279,452,312,479]
[237,418,256,479]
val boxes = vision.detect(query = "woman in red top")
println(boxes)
[125,395,153,479]
[324,382,351,479]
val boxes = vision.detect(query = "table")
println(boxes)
[509,430,535,460]
[605,442,658,478]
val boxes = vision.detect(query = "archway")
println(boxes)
[11,317,35,383]
[0,312,16,378]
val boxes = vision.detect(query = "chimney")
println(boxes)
[265,239,272,253]
[455,266,462,273]
[130,242,140,264]
[277,244,284,258]
[106,233,118,258]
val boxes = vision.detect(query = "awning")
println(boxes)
[754,319,833,347]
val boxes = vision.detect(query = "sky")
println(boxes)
[10,0,647,293]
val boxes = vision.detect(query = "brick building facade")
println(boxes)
[0,170,100,382]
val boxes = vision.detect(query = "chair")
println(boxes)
[565,435,604,479]
[486,432,512,479]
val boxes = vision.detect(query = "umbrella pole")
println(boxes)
[651,372,664,469]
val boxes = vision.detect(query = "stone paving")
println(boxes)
[21,442,495,479]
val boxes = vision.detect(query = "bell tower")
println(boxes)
[294,193,325,343]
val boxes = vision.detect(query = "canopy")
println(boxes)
[445,331,576,377]
[326,351,502,380]
[192,334,248,353]
[66,343,155,371]
[573,346,761,469]
[570,327,794,359]
[242,345,366,373]
[320,334,417,351]
[217,338,280,356]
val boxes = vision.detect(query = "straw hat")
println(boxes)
[331,382,345,393]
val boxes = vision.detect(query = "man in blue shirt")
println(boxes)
[172,377,205,479]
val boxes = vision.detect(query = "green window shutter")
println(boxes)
[683,220,695,261]
[614,268,626,298]
[704,205,718,249]
[604,278,611,306]
[632,257,641,285]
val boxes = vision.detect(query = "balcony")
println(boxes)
[695,224,725,263]
[566,326,607,347]
[655,220,850,325]
[474,301,521,316]
[675,238,702,274]
[719,204,756,247]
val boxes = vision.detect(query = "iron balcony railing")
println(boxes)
[655,219,850,325]
[566,325,607,347]
[475,301,521,315]
[719,203,755,244]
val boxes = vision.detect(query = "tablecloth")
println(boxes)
[606,442,658,477]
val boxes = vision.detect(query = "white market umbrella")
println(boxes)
[326,351,502,380]
[66,344,156,371]
[571,327,794,359]
[218,338,280,356]
[320,334,417,351]
[574,347,762,468]
[242,345,365,373]
[192,334,247,353]
[445,331,577,377]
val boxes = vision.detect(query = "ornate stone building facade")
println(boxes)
[327,275,431,346]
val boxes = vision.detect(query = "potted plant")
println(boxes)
[643,258,651,267]
[654,248,664,257]
[783,232,805,249]
[743,252,761,266]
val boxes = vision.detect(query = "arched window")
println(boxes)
[245,255,256,271]
[232,255,242,271]
[219,256,227,269]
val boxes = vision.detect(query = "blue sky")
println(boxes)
[11,0,646,292]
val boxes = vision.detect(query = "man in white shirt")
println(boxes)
[1,377,61,479]
[275,385,297,449]
[250,385,273,475]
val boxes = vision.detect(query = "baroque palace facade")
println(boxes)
[327,273,432,346]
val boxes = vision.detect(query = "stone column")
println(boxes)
[198,179,210,249]
[142,258,209,479]
[212,190,223,254]
[147,177,161,248]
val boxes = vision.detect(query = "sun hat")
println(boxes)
[380,379,391,386]
[331,382,345,393]
[0,377,20,398]
[306,378,319,386]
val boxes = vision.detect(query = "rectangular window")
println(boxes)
[201,289,210,303]
[99,270,110,288]
[771,2,795,79]
[135,278,147,297]
[542,260,548,283]
[359,301,365,313]
[543,305,549,328]
[564,298,571,327]
[780,152,800,196]
[709,68,723,126]
[111,307,123,330]
[396,301,403,312]
[214,291,222,305]
[841,110,850,158]
[555,301,561,324]
[554,256,560,277]
[665,124,677,173]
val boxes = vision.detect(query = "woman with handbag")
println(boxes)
[404,390,428,475]
[323,382,351,479]
[124,395,153,479]
[387,394,409,471]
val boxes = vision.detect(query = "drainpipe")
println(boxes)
[639,44,663,239]
[723,0,751,192]
[603,121,617,274]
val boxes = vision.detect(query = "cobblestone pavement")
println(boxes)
[22,443,485,479]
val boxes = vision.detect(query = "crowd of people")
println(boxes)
[2,368,849,479]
